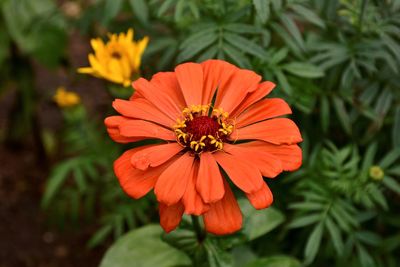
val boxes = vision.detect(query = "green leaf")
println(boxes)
[224,32,267,59]
[282,62,324,78]
[41,160,76,208]
[102,0,124,25]
[379,149,400,168]
[279,15,305,51]
[332,96,352,135]
[129,0,149,24]
[325,217,344,255]
[99,225,191,267]
[253,0,270,24]
[382,176,400,195]
[290,4,325,28]
[393,107,400,147]
[162,229,198,255]
[239,199,285,240]
[320,96,330,132]
[223,43,251,68]
[87,225,113,248]
[304,222,324,264]
[246,255,301,267]
[178,31,217,62]
[224,23,262,34]
[287,213,321,228]
[205,238,233,267]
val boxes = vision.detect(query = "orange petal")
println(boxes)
[246,182,273,210]
[105,116,142,143]
[151,71,186,110]
[159,202,185,233]
[238,141,302,171]
[133,78,181,120]
[223,144,283,178]
[154,152,195,206]
[213,152,263,193]
[183,161,210,215]
[196,152,225,203]
[231,81,276,118]
[119,119,175,141]
[114,147,168,199]
[236,98,292,128]
[112,98,174,128]
[175,63,203,106]
[200,59,236,105]
[230,118,302,145]
[203,180,242,235]
[215,69,261,113]
[131,143,184,171]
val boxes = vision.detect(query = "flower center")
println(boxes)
[111,51,122,59]
[173,105,234,154]
[186,116,220,141]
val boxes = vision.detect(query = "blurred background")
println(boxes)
[1,0,400,267]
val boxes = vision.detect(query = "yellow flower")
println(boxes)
[369,165,384,181]
[78,28,149,87]
[54,87,80,108]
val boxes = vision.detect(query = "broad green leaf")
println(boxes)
[246,255,301,267]
[282,62,324,78]
[99,225,191,267]
[129,0,149,24]
[239,199,285,240]
[304,222,324,264]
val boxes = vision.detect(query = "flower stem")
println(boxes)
[191,215,206,242]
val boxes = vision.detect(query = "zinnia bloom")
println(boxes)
[78,28,149,87]
[54,86,80,108]
[105,60,302,235]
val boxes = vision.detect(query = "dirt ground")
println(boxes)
[0,31,111,267]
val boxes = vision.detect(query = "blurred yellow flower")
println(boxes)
[54,87,80,108]
[369,165,384,181]
[78,28,149,87]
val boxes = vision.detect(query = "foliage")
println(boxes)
[1,0,400,266]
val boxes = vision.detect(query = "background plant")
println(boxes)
[0,0,399,266]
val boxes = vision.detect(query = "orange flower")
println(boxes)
[105,60,302,235]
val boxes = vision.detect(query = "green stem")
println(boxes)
[191,215,206,242]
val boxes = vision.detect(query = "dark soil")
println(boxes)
[0,30,112,267]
